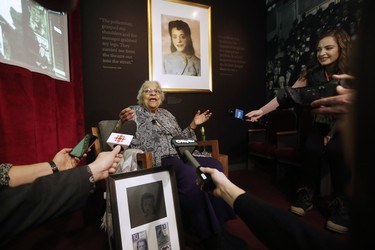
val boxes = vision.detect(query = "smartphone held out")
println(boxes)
[69,134,97,158]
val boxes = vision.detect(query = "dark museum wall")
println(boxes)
[80,0,267,169]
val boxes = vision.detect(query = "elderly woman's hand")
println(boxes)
[119,107,135,123]
[190,110,212,129]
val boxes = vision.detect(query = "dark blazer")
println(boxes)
[234,193,348,250]
[0,166,93,246]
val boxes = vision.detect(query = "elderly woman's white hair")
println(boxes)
[136,80,165,106]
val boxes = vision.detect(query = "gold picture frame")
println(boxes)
[148,0,212,92]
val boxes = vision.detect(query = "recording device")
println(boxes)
[228,108,245,120]
[171,137,216,192]
[228,108,268,126]
[285,81,339,106]
[69,133,98,158]
[106,120,136,151]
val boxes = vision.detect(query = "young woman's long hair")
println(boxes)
[300,28,352,80]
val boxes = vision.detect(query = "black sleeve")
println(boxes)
[276,88,296,108]
[233,193,348,250]
[0,166,92,244]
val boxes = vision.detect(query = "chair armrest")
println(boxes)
[197,140,228,177]
[137,152,153,169]
[219,154,229,177]
[248,128,267,143]
[91,126,101,156]
[276,130,299,148]
[197,140,220,159]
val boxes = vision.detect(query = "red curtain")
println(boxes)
[0,8,84,165]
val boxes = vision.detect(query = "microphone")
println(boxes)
[106,120,137,151]
[228,108,268,126]
[171,137,216,192]
[228,108,245,119]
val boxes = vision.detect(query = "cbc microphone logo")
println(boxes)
[106,132,133,149]
[114,134,127,143]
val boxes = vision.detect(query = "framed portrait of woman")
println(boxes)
[108,165,184,250]
[148,0,212,92]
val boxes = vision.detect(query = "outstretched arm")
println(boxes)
[245,97,280,122]
[0,146,122,244]
[5,148,81,187]
[198,167,345,249]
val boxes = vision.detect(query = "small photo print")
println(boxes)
[155,222,171,250]
[132,230,149,250]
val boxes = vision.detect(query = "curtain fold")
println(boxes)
[0,7,84,165]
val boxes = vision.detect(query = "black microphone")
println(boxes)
[171,137,216,192]
[117,119,137,135]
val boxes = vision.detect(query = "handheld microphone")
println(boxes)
[228,108,245,120]
[228,108,268,126]
[171,137,216,192]
[106,120,137,152]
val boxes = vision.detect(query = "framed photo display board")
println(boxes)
[108,165,184,249]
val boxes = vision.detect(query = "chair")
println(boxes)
[248,108,298,170]
[274,108,314,169]
[274,108,332,196]
[196,139,229,177]
[91,120,153,169]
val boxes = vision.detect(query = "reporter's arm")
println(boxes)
[0,146,122,244]
[245,97,279,122]
[5,148,79,187]
[199,167,245,207]
[0,166,94,244]
[199,167,347,249]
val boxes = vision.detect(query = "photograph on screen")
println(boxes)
[0,0,70,81]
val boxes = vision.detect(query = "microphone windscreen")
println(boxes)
[171,136,197,161]
[118,120,137,136]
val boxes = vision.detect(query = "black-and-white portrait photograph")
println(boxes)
[109,165,184,249]
[127,180,167,228]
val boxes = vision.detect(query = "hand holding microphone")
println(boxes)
[228,108,268,126]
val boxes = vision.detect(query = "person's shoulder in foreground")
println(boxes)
[199,166,349,250]
[0,146,122,246]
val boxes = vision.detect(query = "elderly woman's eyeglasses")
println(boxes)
[143,88,162,95]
